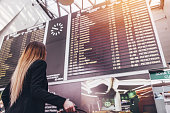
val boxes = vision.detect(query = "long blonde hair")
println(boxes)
[10,41,46,106]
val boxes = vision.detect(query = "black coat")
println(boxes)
[1,60,66,113]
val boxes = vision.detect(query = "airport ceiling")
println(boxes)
[39,0,163,19]
[0,0,163,32]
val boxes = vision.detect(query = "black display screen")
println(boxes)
[46,15,68,82]
[0,23,46,88]
[68,0,164,79]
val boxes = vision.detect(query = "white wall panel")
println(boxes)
[151,2,170,63]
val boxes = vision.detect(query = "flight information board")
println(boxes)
[0,0,166,86]
[68,0,164,79]
[0,23,46,87]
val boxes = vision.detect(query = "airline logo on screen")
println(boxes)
[50,23,64,36]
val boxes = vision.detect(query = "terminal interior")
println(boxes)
[0,0,170,113]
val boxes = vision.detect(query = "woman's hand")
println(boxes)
[63,99,75,112]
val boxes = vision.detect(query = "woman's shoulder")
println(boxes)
[29,59,47,69]
[33,59,46,64]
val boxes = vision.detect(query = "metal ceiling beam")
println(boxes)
[88,0,94,6]
[160,0,164,9]
[59,4,69,14]
[44,0,47,7]
[56,0,61,17]
[82,0,84,9]
[73,2,81,10]
[70,5,72,13]
[36,0,55,19]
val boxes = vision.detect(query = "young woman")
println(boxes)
[1,41,75,113]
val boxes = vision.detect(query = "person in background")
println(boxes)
[1,41,75,113]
